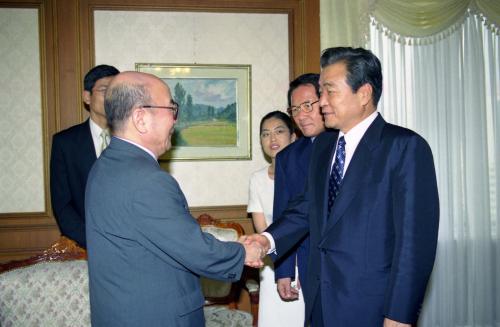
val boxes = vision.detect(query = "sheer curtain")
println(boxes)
[369,12,499,327]
[320,1,499,324]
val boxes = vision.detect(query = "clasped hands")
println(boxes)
[238,234,271,268]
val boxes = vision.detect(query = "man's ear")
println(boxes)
[132,108,148,134]
[291,132,297,142]
[82,90,91,105]
[358,83,373,107]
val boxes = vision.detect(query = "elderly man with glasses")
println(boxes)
[85,71,264,327]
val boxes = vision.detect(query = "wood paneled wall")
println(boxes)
[0,0,320,262]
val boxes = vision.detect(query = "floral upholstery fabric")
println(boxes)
[0,260,90,327]
[204,305,253,327]
[0,258,252,327]
[200,225,238,298]
[201,226,239,242]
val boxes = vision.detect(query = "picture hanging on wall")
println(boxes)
[136,63,252,161]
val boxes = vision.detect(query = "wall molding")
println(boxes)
[0,205,252,262]
[0,0,317,263]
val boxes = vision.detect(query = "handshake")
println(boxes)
[238,234,271,268]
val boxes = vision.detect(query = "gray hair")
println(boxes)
[104,83,151,133]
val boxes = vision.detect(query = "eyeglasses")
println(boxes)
[141,101,179,120]
[287,100,319,117]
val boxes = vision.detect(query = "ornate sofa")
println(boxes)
[0,237,89,326]
[0,215,259,327]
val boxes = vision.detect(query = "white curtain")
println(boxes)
[369,12,499,327]
[320,0,500,48]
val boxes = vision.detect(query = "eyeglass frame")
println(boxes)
[286,99,319,117]
[141,100,179,120]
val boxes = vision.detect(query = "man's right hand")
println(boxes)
[239,234,271,268]
[277,277,300,300]
[238,236,264,268]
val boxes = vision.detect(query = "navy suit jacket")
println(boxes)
[85,138,245,327]
[267,115,439,326]
[50,119,96,247]
[273,135,328,289]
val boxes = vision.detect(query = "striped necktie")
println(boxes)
[327,136,346,216]
[99,129,110,156]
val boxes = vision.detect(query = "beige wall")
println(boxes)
[0,8,44,213]
[0,0,320,263]
[94,10,289,206]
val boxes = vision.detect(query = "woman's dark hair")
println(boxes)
[259,110,295,134]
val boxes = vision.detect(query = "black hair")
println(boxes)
[83,64,120,92]
[320,47,382,106]
[287,73,320,108]
[259,110,294,135]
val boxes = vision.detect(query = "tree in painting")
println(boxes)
[168,79,237,147]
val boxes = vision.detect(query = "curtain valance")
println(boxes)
[320,0,500,48]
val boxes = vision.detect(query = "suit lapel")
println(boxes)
[323,115,386,235]
[79,120,97,162]
[312,132,338,233]
[298,137,313,171]
[75,120,97,176]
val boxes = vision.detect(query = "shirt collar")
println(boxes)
[89,117,104,141]
[339,111,378,147]
[115,136,158,160]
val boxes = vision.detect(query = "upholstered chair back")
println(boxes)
[0,237,89,327]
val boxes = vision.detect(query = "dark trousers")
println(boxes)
[310,291,324,327]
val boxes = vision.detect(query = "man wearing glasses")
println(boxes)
[50,64,119,248]
[85,71,263,326]
[273,74,333,305]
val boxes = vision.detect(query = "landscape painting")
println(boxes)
[135,64,251,161]
[166,78,237,147]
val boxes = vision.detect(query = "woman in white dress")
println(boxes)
[247,111,305,327]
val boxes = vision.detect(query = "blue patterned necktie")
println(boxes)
[327,136,346,216]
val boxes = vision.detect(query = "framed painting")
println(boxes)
[136,63,251,161]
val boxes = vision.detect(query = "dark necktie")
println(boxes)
[327,136,346,216]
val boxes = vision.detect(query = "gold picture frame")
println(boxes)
[136,63,251,161]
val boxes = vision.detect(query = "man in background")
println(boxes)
[50,64,119,248]
[85,71,263,326]
[246,47,439,327]
[273,73,331,301]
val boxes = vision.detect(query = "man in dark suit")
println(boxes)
[50,64,119,247]
[273,73,329,301]
[245,47,439,327]
[85,71,263,326]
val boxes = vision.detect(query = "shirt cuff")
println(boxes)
[261,232,276,255]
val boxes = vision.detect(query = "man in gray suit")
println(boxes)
[85,71,263,327]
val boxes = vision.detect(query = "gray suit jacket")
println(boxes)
[85,138,245,327]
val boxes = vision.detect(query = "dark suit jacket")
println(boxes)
[50,119,96,247]
[273,135,321,289]
[85,138,245,327]
[267,115,439,326]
